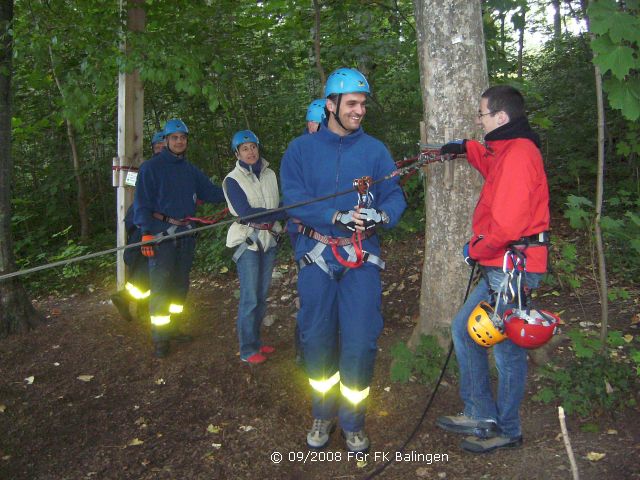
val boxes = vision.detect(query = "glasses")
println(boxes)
[477,110,496,119]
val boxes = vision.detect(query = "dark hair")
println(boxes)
[481,85,525,120]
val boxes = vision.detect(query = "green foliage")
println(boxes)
[547,239,582,289]
[533,329,638,417]
[588,0,640,121]
[390,335,450,385]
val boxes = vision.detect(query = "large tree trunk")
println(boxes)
[312,0,326,91]
[412,0,486,346]
[0,0,42,337]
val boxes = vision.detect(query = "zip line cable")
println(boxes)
[363,264,477,480]
[0,149,453,283]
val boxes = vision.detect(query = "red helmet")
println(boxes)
[503,308,560,349]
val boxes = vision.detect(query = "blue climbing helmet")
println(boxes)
[231,130,260,152]
[306,99,326,123]
[324,68,370,97]
[163,118,189,136]
[151,131,165,145]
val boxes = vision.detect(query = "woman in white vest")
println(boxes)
[223,130,285,364]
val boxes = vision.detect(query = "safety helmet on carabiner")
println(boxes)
[503,308,560,349]
[231,130,260,152]
[467,301,508,347]
[151,131,165,145]
[324,68,371,97]
[163,118,189,136]
[306,98,326,123]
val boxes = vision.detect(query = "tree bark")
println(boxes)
[0,0,42,337]
[552,0,562,43]
[48,45,90,242]
[412,0,486,346]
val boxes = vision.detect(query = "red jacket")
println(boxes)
[465,138,550,273]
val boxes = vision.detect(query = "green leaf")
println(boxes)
[593,44,636,78]
[604,77,640,121]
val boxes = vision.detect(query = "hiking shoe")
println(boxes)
[436,413,497,438]
[461,434,523,454]
[110,292,132,322]
[260,345,276,354]
[154,341,169,359]
[306,418,336,449]
[242,353,267,364]
[342,429,370,453]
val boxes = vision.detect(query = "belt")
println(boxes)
[511,231,550,247]
[297,224,374,247]
[153,212,192,226]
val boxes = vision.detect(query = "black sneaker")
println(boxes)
[110,292,132,322]
[154,341,170,358]
[436,414,497,438]
[461,435,523,454]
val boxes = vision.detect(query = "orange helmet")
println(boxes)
[503,308,560,349]
[467,301,508,347]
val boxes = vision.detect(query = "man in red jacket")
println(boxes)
[435,85,550,453]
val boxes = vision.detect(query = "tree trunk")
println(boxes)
[312,0,326,92]
[412,0,486,346]
[587,0,608,343]
[552,0,562,43]
[0,0,42,337]
[48,45,90,241]
[517,10,525,80]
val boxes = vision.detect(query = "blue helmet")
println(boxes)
[151,131,165,145]
[324,68,370,98]
[306,99,326,123]
[163,118,189,136]
[231,130,260,152]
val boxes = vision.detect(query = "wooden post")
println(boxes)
[116,0,145,290]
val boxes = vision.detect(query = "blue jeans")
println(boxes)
[451,267,542,438]
[236,247,277,360]
[148,236,196,343]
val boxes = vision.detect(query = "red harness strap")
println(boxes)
[330,232,364,268]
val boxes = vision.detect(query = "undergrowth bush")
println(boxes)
[390,334,453,385]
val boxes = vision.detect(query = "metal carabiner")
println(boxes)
[353,176,374,208]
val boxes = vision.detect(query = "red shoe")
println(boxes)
[243,353,267,364]
[260,345,276,354]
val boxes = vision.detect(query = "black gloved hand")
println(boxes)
[359,208,388,230]
[440,139,467,156]
[334,210,358,232]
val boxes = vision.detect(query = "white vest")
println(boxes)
[222,159,282,252]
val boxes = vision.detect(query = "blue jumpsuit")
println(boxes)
[280,123,406,431]
[134,148,225,343]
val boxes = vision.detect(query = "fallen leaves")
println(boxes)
[128,438,144,446]
[24,376,35,385]
[0,404,6,413]
[586,451,606,461]
[207,424,221,434]
[77,375,94,382]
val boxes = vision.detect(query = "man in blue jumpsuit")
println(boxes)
[134,119,225,358]
[111,131,166,321]
[280,68,406,452]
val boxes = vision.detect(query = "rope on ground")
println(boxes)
[0,149,451,283]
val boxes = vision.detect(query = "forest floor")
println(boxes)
[1,232,639,480]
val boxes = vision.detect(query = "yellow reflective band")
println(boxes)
[169,304,184,314]
[309,371,340,394]
[150,315,171,326]
[340,383,370,405]
[125,282,150,300]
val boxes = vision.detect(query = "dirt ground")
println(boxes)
[1,233,639,480]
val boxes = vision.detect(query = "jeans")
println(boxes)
[236,247,277,360]
[451,267,542,438]
[148,236,196,343]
